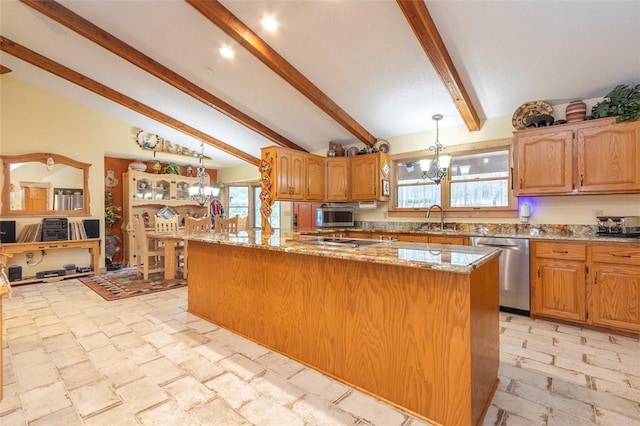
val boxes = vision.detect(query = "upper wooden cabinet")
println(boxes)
[305,155,325,201]
[577,121,640,193]
[325,157,350,202]
[513,118,640,196]
[350,153,391,202]
[261,147,324,201]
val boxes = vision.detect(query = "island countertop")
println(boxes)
[180,229,500,273]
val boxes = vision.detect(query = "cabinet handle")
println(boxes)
[612,254,632,258]
[510,168,514,190]
[537,266,540,278]
[594,272,598,284]
[519,178,523,189]
[580,175,584,186]
[552,250,569,254]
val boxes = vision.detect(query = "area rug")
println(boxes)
[79,267,186,301]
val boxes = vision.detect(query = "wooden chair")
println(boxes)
[155,216,180,233]
[185,215,212,235]
[155,216,184,278]
[214,215,238,233]
[132,215,165,280]
[236,215,248,231]
[182,216,211,279]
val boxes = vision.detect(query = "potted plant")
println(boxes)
[163,162,180,175]
[104,190,123,270]
[591,84,640,122]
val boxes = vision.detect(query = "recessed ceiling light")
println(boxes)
[261,14,279,32]
[219,44,234,59]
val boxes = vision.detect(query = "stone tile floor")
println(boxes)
[0,280,638,425]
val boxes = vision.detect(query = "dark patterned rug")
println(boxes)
[79,268,186,301]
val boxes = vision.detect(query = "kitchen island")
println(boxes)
[186,230,501,425]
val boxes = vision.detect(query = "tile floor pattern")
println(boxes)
[0,280,638,426]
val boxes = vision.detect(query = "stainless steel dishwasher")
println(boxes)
[469,237,530,315]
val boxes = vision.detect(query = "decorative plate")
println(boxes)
[374,139,390,154]
[346,147,359,157]
[512,101,554,130]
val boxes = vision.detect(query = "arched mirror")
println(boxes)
[1,153,91,217]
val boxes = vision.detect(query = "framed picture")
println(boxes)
[382,179,390,197]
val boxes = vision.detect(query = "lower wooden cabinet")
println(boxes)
[531,240,640,334]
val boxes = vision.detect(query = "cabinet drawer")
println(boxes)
[535,242,586,260]
[591,244,640,265]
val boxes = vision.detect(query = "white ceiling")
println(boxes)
[1,0,639,169]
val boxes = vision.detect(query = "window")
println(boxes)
[393,145,514,214]
[223,184,280,229]
[228,186,249,218]
[449,150,510,208]
[253,186,280,229]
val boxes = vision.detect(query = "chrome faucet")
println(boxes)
[426,204,445,231]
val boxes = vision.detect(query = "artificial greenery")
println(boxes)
[104,190,122,233]
[591,84,640,122]
[163,162,181,174]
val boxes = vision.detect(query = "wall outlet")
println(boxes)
[26,252,34,265]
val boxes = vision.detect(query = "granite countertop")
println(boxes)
[184,230,500,273]
[300,224,640,244]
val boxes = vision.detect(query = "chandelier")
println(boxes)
[419,114,451,185]
[188,143,219,206]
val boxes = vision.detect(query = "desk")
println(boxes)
[3,239,101,285]
[146,232,186,280]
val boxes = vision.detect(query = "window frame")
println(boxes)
[389,139,517,218]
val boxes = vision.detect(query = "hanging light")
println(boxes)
[189,143,216,206]
[419,114,451,185]
[46,154,55,171]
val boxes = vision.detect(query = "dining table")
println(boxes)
[145,230,188,280]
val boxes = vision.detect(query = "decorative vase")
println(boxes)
[565,100,587,122]
[128,161,147,172]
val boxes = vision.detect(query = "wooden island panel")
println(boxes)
[188,241,499,425]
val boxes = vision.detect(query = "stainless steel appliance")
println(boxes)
[597,216,640,237]
[316,206,354,228]
[470,237,530,315]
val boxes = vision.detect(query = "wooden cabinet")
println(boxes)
[577,121,640,193]
[305,155,325,201]
[122,169,207,267]
[325,157,350,201]
[261,147,324,201]
[589,244,640,332]
[350,153,391,202]
[293,202,323,229]
[513,129,573,195]
[514,118,640,196]
[429,235,468,245]
[531,242,587,322]
[531,240,640,334]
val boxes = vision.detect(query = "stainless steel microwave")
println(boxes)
[316,207,354,228]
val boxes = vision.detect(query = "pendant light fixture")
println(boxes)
[419,114,451,185]
[189,143,218,206]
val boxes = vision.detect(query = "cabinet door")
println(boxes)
[326,158,350,201]
[590,263,640,332]
[532,258,586,321]
[577,121,640,193]
[513,130,573,195]
[306,155,325,201]
[275,151,304,200]
[351,155,379,201]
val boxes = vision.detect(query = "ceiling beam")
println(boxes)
[0,64,11,74]
[0,36,260,165]
[20,0,306,152]
[187,0,378,147]
[397,0,481,132]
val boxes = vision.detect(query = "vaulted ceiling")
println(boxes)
[1,0,638,169]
